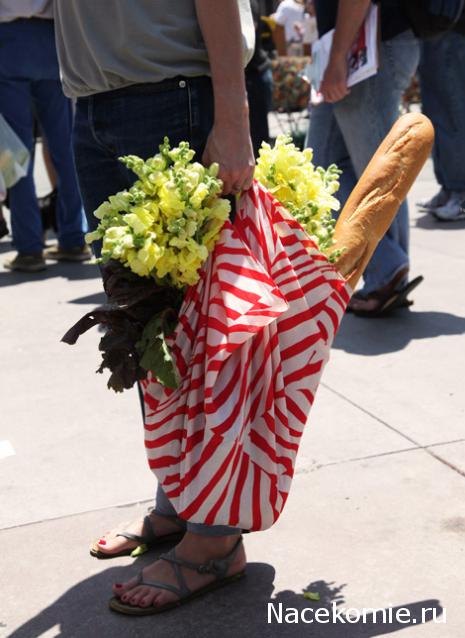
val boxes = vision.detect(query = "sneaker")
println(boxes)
[417,188,449,211]
[4,252,46,272]
[44,244,92,262]
[433,191,465,221]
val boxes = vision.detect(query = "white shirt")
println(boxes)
[274,0,305,42]
[303,13,318,45]
[0,0,53,22]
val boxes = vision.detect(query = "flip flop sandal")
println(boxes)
[346,293,413,314]
[348,272,423,318]
[109,535,246,615]
[378,275,424,315]
[90,511,186,559]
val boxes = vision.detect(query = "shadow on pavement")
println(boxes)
[0,261,101,287]
[334,310,465,356]
[67,291,107,305]
[5,558,443,638]
[415,213,465,230]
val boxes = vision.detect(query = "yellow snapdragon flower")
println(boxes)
[255,135,341,254]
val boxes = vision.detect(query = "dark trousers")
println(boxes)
[0,18,85,254]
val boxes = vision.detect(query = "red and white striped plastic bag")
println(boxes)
[141,181,351,531]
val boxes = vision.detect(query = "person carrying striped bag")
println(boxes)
[53,0,432,616]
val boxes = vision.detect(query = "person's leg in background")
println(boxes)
[34,79,88,257]
[0,75,46,271]
[73,79,240,563]
[332,30,420,308]
[21,18,88,261]
[0,20,46,270]
[0,17,86,271]
[418,31,465,221]
[305,100,358,208]
[417,37,448,210]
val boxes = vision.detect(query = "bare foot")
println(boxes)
[92,511,184,557]
[348,295,382,313]
[348,268,410,315]
[112,532,246,609]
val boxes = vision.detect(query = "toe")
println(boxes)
[139,592,155,608]
[155,590,176,607]
[151,592,166,607]
[127,587,148,606]
[112,583,124,597]
[112,575,139,597]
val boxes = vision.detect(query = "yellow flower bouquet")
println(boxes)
[255,135,341,256]
[86,137,231,287]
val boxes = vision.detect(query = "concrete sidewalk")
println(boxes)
[0,158,464,638]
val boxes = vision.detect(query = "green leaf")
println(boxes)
[303,591,321,602]
[136,311,179,389]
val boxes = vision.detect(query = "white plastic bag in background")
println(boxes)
[0,114,30,201]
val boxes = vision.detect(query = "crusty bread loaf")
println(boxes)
[332,112,434,290]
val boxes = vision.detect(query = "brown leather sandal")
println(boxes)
[347,269,423,317]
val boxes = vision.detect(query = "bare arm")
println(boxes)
[273,23,287,55]
[195,0,255,194]
[320,0,371,103]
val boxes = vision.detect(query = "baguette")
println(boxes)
[332,112,434,290]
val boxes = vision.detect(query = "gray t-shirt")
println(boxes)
[53,0,255,98]
[0,0,53,21]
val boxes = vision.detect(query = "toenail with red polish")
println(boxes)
[114,583,122,588]
[98,539,106,545]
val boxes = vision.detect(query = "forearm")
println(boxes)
[195,1,255,193]
[195,0,250,127]
[330,0,371,62]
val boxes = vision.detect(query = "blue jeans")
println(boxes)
[73,77,240,537]
[0,19,85,254]
[419,31,465,191]
[306,31,420,294]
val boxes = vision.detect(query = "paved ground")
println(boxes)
[0,144,464,637]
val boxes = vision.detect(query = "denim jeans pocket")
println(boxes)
[91,84,194,157]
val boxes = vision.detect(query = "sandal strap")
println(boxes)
[116,512,186,545]
[160,535,243,580]
[129,570,186,598]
